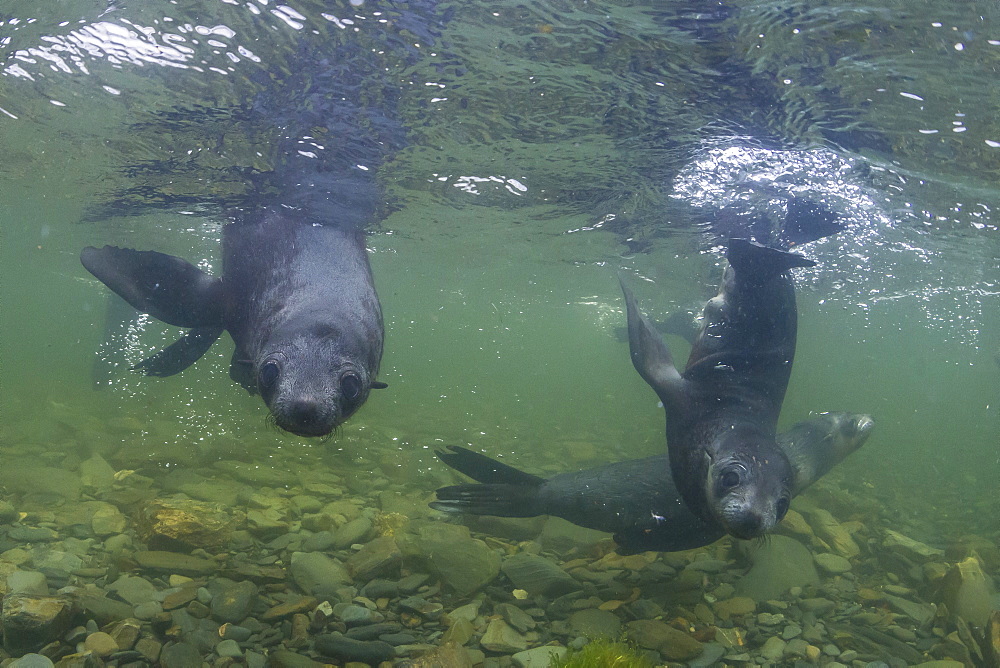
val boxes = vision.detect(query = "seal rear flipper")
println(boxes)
[725,239,816,281]
[430,483,543,518]
[782,196,843,247]
[620,278,685,409]
[435,446,546,486]
[81,246,225,328]
[132,326,224,377]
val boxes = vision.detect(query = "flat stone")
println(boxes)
[815,552,853,575]
[160,641,203,668]
[314,634,395,664]
[480,618,528,653]
[334,517,374,549]
[567,608,621,638]
[760,636,786,661]
[939,556,996,626]
[512,645,568,668]
[162,586,198,610]
[261,596,319,621]
[91,503,127,536]
[8,655,54,668]
[216,638,243,658]
[7,570,48,596]
[107,575,159,606]
[398,523,501,596]
[713,596,757,620]
[496,602,537,633]
[289,552,351,598]
[79,454,116,490]
[268,649,324,668]
[134,551,217,576]
[626,619,703,661]
[345,536,402,580]
[883,529,945,561]
[211,579,258,624]
[83,631,118,657]
[501,553,578,598]
[735,535,820,600]
[2,594,77,654]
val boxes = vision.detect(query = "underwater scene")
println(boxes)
[1,0,999,666]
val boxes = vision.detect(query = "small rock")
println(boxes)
[7,570,48,596]
[314,634,396,664]
[159,641,203,668]
[345,535,402,580]
[289,552,351,598]
[267,649,324,667]
[2,594,77,654]
[512,645,568,668]
[216,638,243,658]
[500,553,578,598]
[133,550,217,576]
[8,654,54,668]
[567,608,620,638]
[83,631,118,657]
[334,517,374,549]
[210,580,258,624]
[398,523,501,596]
[480,618,528,653]
[107,575,159,606]
[735,535,820,600]
[626,619,703,661]
[713,596,757,620]
[760,636,786,661]
[79,453,116,490]
[497,602,537,633]
[814,552,853,575]
[883,529,945,561]
[939,556,996,626]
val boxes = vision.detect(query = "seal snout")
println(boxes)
[278,396,337,437]
[726,512,766,541]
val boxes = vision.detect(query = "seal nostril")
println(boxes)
[289,398,321,425]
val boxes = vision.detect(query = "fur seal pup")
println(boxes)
[81,208,386,437]
[622,237,836,540]
[431,412,872,554]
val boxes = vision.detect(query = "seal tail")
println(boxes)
[430,483,545,518]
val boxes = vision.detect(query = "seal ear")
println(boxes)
[371,381,388,389]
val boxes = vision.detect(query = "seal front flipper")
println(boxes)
[132,326,225,377]
[81,246,224,328]
[619,278,686,411]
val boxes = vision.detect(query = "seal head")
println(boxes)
[706,429,792,540]
[255,326,379,437]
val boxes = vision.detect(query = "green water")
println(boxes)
[1,0,999,554]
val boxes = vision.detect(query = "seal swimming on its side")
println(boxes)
[623,236,836,540]
[81,208,386,437]
[431,412,873,554]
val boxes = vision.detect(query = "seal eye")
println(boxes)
[258,360,280,391]
[720,469,741,490]
[341,372,362,402]
[775,497,790,521]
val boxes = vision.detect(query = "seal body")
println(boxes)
[80,208,385,437]
[431,412,873,554]
[622,239,826,540]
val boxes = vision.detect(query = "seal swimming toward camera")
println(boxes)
[623,236,836,540]
[431,412,873,554]
[81,209,387,437]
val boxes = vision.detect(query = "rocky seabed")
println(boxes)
[0,447,997,668]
